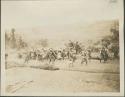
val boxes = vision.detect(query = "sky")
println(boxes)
[1,0,123,47]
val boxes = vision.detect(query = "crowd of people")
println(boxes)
[5,40,110,67]
[22,41,109,66]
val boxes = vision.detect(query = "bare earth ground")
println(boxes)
[5,55,120,95]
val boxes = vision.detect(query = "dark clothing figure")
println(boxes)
[99,48,108,63]
[61,50,66,60]
[68,40,74,50]
[81,52,88,65]
[48,50,57,64]
[75,42,82,54]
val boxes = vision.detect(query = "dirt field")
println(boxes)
[5,58,120,95]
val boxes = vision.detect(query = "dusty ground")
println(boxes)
[5,57,120,95]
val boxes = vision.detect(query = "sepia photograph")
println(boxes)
[1,0,124,96]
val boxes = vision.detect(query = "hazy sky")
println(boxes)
[2,0,122,29]
[1,0,123,47]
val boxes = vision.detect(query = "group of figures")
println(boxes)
[5,41,110,67]
[22,41,109,66]
[24,47,91,66]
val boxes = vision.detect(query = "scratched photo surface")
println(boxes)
[1,0,123,96]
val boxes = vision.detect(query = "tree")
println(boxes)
[5,31,10,49]
[110,21,119,42]
[101,36,111,48]
[10,28,17,48]
[18,36,24,49]
[109,21,119,58]
[92,20,119,58]
[17,36,28,49]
